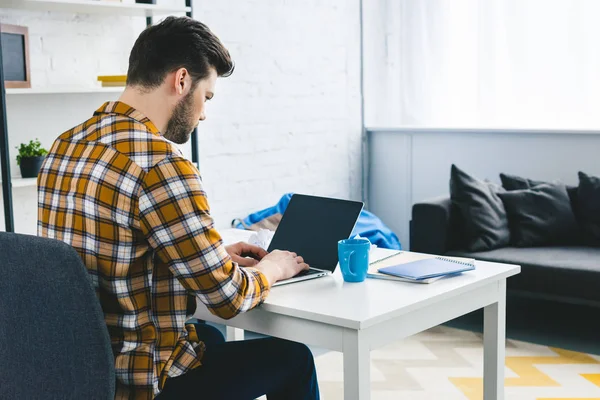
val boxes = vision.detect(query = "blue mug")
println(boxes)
[338,238,370,283]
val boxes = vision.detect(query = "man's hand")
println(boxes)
[225,242,268,267]
[255,250,309,285]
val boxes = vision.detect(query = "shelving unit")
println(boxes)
[0,177,37,188]
[0,0,190,17]
[0,0,195,232]
[7,87,124,95]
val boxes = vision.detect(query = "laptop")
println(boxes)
[267,194,364,287]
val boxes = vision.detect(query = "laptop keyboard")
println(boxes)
[295,268,324,277]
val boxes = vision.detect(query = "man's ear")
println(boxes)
[173,67,190,96]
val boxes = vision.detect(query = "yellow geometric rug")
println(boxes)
[314,326,600,400]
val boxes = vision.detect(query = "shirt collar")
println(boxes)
[94,101,161,137]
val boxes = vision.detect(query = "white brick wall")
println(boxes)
[1,0,362,233]
[0,11,143,87]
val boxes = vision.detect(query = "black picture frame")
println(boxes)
[0,24,30,89]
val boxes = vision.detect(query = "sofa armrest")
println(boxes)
[410,196,459,254]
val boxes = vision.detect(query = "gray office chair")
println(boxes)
[0,232,115,399]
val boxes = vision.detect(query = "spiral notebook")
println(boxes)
[378,257,475,281]
[367,250,475,284]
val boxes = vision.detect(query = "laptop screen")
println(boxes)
[267,194,364,271]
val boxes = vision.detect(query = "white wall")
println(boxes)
[1,0,363,233]
[191,0,362,228]
[368,128,600,249]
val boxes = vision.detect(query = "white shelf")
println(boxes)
[7,86,124,95]
[0,178,38,188]
[13,177,37,187]
[0,0,191,17]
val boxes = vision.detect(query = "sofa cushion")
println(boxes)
[450,165,510,252]
[448,246,600,302]
[497,183,580,247]
[566,186,580,219]
[500,173,582,237]
[577,171,600,246]
[500,173,547,191]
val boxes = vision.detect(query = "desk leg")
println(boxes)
[343,329,370,400]
[483,280,506,400]
[226,326,245,341]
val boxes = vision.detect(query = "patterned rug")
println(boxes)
[314,326,600,400]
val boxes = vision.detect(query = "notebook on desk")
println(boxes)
[367,250,475,284]
[378,257,475,281]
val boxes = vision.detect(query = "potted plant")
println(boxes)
[16,138,48,178]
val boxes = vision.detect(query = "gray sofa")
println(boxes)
[411,197,600,304]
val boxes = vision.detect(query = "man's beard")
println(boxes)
[163,91,196,145]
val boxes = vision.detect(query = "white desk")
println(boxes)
[194,229,520,400]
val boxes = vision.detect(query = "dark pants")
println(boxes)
[157,323,320,400]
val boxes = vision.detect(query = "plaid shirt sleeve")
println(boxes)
[138,155,270,319]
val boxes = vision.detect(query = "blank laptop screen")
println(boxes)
[267,194,364,271]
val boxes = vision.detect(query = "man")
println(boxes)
[38,16,319,399]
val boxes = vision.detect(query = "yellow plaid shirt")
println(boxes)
[37,101,270,399]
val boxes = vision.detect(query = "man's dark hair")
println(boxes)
[127,16,234,89]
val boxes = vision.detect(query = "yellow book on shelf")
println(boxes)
[97,75,127,83]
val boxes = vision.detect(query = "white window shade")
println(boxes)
[364,0,600,129]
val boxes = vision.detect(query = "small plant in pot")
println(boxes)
[16,138,48,178]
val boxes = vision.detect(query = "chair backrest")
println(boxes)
[0,232,115,399]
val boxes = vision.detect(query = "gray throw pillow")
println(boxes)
[450,165,510,252]
[498,183,579,247]
[499,173,582,244]
[500,173,547,191]
[577,171,600,246]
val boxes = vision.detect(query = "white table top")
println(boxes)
[220,229,520,330]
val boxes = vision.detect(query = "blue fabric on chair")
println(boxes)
[233,193,295,228]
[0,232,115,399]
[232,193,402,250]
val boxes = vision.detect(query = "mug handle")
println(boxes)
[345,250,357,278]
